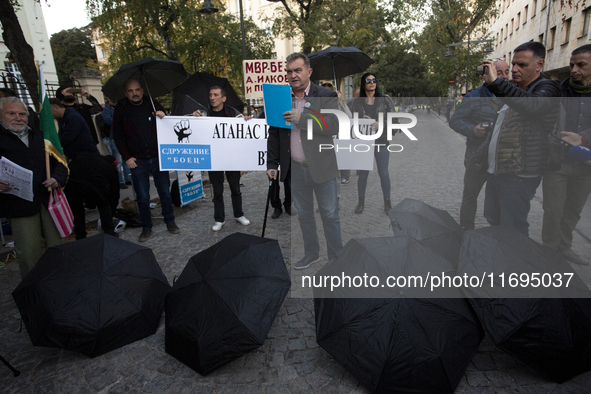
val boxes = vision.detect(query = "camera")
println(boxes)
[69,87,82,94]
[481,122,493,133]
[477,63,487,76]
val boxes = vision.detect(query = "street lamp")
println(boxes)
[445,25,493,92]
[200,0,219,14]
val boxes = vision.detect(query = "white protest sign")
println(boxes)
[243,59,288,99]
[157,116,376,171]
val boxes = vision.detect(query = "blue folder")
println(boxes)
[263,84,292,128]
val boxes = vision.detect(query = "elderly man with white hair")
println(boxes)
[0,97,68,279]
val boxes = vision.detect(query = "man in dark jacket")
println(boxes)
[480,42,560,236]
[266,52,342,269]
[542,44,591,265]
[0,97,68,279]
[56,84,103,144]
[450,58,510,230]
[112,79,180,242]
[50,98,99,160]
[192,86,251,231]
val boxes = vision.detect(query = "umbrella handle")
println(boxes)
[141,72,157,114]
[261,179,274,238]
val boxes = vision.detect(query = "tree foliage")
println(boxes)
[414,0,497,96]
[86,0,275,97]
[266,0,413,55]
[50,27,98,85]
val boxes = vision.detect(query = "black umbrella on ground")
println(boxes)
[102,57,187,103]
[165,233,290,375]
[314,237,484,393]
[171,72,244,115]
[458,225,591,382]
[388,198,463,266]
[12,234,170,358]
[308,46,374,87]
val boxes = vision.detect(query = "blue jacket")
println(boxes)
[449,84,500,150]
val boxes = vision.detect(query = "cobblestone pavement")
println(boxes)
[1,110,590,393]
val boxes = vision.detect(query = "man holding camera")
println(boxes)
[450,58,510,230]
[480,42,560,236]
[541,44,591,265]
[56,84,103,144]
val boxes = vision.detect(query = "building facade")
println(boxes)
[488,0,591,81]
[0,0,59,105]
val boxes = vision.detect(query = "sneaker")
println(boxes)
[285,205,292,215]
[341,178,350,184]
[212,221,225,232]
[294,256,320,270]
[119,183,128,190]
[138,229,152,242]
[114,219,126,233]
[561,249,589,266]
[271,207,282,219]
[236,216,251,226]
[167,222,181,234]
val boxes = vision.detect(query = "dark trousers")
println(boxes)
[66,184,115,240]
[460,148,489,229]
[209,171,243,222]
[271,169,291,209]
[484,174,542,236]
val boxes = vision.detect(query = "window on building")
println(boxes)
[496,32,499,46]
[548,26,556,49]
[582,7,591,38]
[541,0,547,10]
[524,5,528,22]
[562,18,572,45]
[532,0,537,17]
[510,18,514,34]
[505,24,509,39]
[501,28,504,40]
[507,52,512,65]
[516,13,520,29]
[539,33,544,42]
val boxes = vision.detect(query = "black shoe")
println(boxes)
[294,256,320,270]
[167,222,181,234]
[119,184,128,190]
[271,207,282,219]
[285,205,292,215]
[125,181,132,185]
[138,228,152,242]
[384,198,392,214]
[355,198,365,214]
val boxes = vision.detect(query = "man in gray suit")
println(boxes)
[266,52,343,269]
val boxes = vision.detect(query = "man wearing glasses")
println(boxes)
[266,52,342,270]
[450,58,510,230]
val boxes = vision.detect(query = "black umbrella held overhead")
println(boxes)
[165,233,290,375]
[102,57,188,109]
[314,237,484,393]
[458,225,591,382]
[12,234,170,358]
[171,72,244,115]
[388,198,463,266]
[308,46,374,87]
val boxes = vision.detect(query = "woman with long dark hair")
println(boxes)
[349,72,395,214]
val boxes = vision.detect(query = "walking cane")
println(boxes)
[262,173,277,238]
[0,353,20,377]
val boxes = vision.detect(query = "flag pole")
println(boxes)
[37,61,52,190]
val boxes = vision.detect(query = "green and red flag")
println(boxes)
[38,64,67,169]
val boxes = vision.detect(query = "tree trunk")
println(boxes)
[0,0,39,110]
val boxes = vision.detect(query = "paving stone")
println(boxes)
[288,338,306,351]
[84,366,119,392]
[304,370,330,390]
[485,370,517,388]
[294,361,316,376]
[465,370,491,387]
[471,353,499,371]
[143,374,174,393]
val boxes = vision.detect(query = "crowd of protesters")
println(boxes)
[2,41,591,280]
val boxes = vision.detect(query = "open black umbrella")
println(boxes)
[171,72,244,115]
[308,46,374,86]
[314,237,484,393]
[458,225,591,382]
[102,57,187,102]
[165,233,290,375]
[12,234,170,357]
[388,198,463,266]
